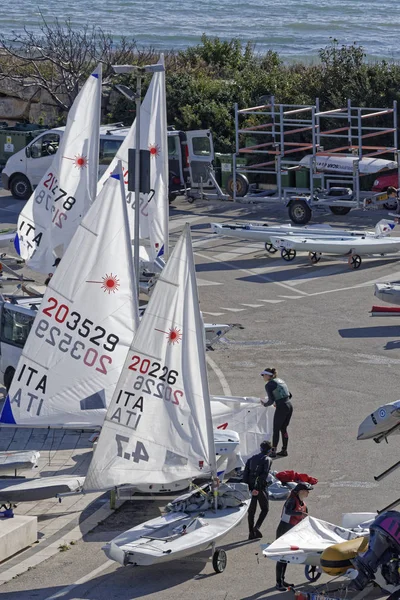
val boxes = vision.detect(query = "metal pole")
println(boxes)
[374,460,400,482]
[234,103,239,203]
[134,73,142,299]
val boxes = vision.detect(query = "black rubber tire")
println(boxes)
[288,201,312,225]
[186,195,195,204]
[10,175,32,200]
[383,201,398,210]
[4,367,15,391]
[281,248,296,261]
[309,252,321,264]
[304,565,321,582]
[265,242,278,253]
[329,206,351,215]
[212,549,227,573]
[226,173,249,198]
[349,254,362,269]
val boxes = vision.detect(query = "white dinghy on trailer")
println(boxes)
[85,225,250,571]
[211,220,395,253]
[270,234,400,269]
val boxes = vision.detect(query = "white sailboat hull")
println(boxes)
[0,450,40,473]
[204,324,232,347]
[357,400,400,440]
[103,483,250,567]
[0,230,15,248]
[270,235,400,256]
[0,475,85,503]
[375,282,400,306]
[211,222,377,243]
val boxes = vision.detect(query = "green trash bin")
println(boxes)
[0,125,47,167]
[281,170,296,188]
[216,153,247,192]
[295,169,310,189]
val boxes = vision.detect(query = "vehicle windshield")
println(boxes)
[0,307,35,348]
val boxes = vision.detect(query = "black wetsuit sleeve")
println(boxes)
[263,380,277,407]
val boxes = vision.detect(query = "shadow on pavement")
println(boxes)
[339,325,400,339]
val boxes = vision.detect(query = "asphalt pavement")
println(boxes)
[0,191,399,599]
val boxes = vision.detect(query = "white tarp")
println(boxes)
[15,65,102,275]
[98,56,168,264]
[263,516,360,557]
[84,225,216,491]
[0,165,139,428]
[299,154,397,175]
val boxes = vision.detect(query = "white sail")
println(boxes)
[98,56,168,263]
[15,64,102,275]
[211,396,274,460]
[0,164,139,428]
[84,225,216,491]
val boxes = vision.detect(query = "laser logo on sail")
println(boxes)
[149,143,160,157]
[64,154,89,169]
[154,326,182,344]
[86,273,120,294]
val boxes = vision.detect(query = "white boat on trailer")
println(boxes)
[84,225,251,572]
[211,220,395,253]
[104,482,249,569]
[269,234,400,269]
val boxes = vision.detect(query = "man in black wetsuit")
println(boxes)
[261,367,293,458]
[242,440,272,540]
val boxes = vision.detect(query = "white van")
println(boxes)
[1,124,129,200]
[1,125,216,202]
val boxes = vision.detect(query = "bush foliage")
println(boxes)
[108,36,400,152]
[2,19,400,153]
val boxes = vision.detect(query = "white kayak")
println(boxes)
[103,482,250,569]
[375,282,400,306]
[357,400,400,441]
[270,234,400,257]
[0,475,85,503]
[211,220,394,248]
[0,450,40,473]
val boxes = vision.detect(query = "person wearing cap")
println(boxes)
[260,367,293,458]
[275,482,313,591]
[242,440,273,540]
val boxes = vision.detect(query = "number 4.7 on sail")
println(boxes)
[115,434,149,463]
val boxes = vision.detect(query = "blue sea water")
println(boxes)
[1,0,400,61]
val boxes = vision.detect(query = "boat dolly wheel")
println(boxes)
[348,254,362,269]
[265,242,278,254]
[281,248,296,262]
[212,548,227,573]
[309,252,321,264]
[304,565,322,582]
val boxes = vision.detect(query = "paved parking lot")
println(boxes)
[0,191,399,599]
